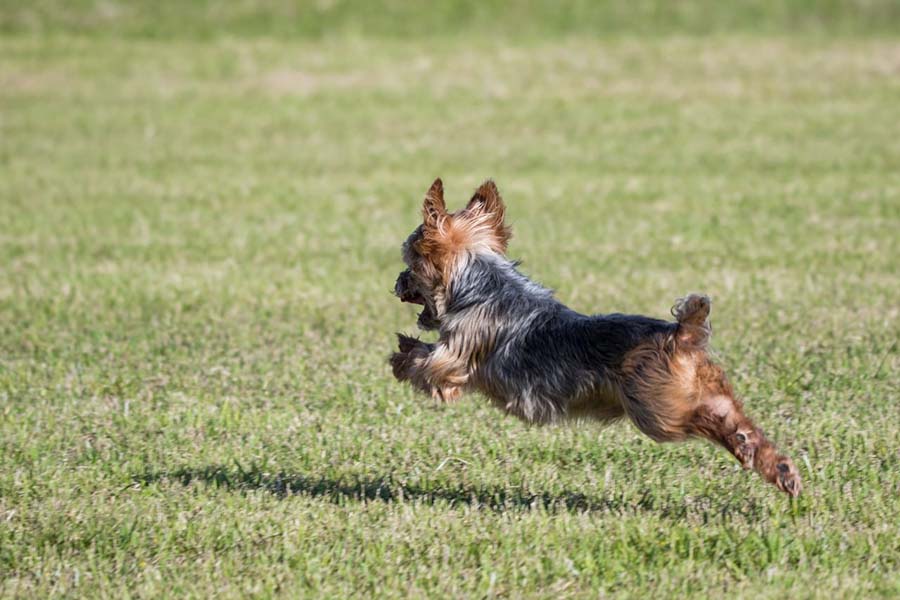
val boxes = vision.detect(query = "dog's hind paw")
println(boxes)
[772,457,803,498]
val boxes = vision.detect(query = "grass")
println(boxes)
[1,4,899,597]
[4,0,900,37]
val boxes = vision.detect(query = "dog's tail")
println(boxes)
[671,293,711,347]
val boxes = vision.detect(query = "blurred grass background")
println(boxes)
[3,0,900,37]
[1,1,899,598]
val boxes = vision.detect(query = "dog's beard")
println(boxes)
[395,269,440,331]
[416,301,440,330]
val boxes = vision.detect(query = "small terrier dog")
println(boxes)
[391,178,802,497]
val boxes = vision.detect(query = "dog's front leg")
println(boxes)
[390,334,434,389]
[391,334,467,402]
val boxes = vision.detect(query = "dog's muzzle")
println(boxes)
[394,270,425,305]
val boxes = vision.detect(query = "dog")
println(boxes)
[390,178,802,497]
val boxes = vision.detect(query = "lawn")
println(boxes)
[1,2,899,597]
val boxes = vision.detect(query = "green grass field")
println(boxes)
[2,2,899,597]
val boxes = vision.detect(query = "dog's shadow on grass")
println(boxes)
[133,464,764,518]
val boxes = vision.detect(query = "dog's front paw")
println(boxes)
[391,334,433,382]
[390,350,412,381]
[396,333,421,354]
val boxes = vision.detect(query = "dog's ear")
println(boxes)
[466,180,504,216]
[464,179,511,251]
[422,178,447,230]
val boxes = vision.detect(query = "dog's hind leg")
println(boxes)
[618,343,698,443]
[621,340,802,497]
[688,384,803,497]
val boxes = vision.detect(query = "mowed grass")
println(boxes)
[1,22,900,599]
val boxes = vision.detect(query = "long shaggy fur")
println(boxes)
[391,178,802,497]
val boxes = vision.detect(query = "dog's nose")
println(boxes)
[394,270,411,297]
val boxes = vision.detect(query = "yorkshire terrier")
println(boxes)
[391,178,802,497]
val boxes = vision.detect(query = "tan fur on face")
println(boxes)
[415,179,511,289]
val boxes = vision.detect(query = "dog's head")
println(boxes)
[394,178,511,330]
